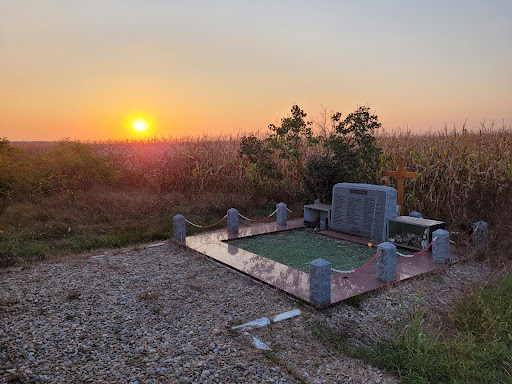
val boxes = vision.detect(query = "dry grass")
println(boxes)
[12,127,511,227]
[377,124,512,226]
[3,124,512,266]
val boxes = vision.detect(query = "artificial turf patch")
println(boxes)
[227,228,384,273]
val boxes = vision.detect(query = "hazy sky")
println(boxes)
[1,0,511,140]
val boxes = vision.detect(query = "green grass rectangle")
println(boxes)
[226,228,379,273]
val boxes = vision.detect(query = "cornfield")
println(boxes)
[9,125,512,227]
[377,126,512,225]
[3,125,512,266]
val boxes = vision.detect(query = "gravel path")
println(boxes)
[1,241,493,383]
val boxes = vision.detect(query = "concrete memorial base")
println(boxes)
[185,220,459,309]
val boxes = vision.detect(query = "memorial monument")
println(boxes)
[330,183,397,241]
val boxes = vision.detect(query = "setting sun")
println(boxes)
[131,118,149,133]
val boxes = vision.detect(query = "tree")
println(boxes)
[307,106,382,201]
[239,105,382,203]
[267,105,319,197]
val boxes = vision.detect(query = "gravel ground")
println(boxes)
[1,241,493,384]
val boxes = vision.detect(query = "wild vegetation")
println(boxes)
[1,108,512,383]
[240,105,382,203]
[312,272,512,383]
[1,107,511,267]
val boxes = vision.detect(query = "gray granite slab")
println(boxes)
[331,183,397,241]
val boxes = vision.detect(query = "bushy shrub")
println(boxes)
[0,138,21,214]
[31,140,117,195]
[239,135,287,202]
[464,179,512,265]
[307,106,382,202]
[240,105,383,203]
[1,140,117,204]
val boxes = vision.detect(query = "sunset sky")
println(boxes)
[1,1,511,141]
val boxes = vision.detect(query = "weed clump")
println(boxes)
[464,179,512,266]
[312,274,512,383]
[1,121,512,267]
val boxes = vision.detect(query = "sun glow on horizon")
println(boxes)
[131,117,149,133]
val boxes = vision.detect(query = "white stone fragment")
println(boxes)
[252,337,271,350]
[272,309,301,323]
[148,243,165,248]
[231,317,270,330]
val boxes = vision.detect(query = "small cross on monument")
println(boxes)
[384,156,418,216]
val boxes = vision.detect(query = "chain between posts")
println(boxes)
[238,209,278,222]
[184,206,291,228]
[449,229,476,246]
[184,214,228,228]
[331,250,382,274]
[396,237,438,258]
[184,206,282,228]
[331,233,443,273]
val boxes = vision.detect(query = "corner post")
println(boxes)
[173,214,186,243]
[471,221,488,246]
[276,202,287,226]
[432,229,450,264]
[377,242,396,282]
[309,258,331,307]
[227,208,239,234]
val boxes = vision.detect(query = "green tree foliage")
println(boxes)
[32,140,117,195]
[267,105,316,165]
[0,138,21,214]
[266,105,320,197]
[1,140,117,208]
[240,105,382,203]
[239,135,285,202]
[308,106,382,201]
[239,135,281,180]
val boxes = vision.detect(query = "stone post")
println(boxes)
[409,211,423,218]
[227,208,239,234]
[309,258,331,307]
[377,242,396,282]
[471,221,488,246]
[173,214,186,243]
[432,229,450,264]
[276,202,287,226]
